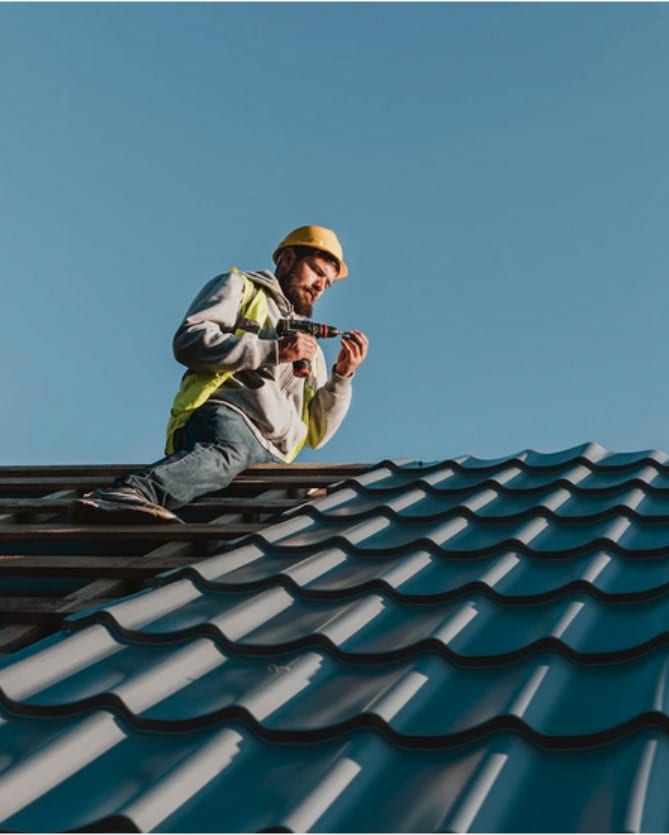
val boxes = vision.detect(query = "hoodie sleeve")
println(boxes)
[304,346,353,449]
[173,272,278,373]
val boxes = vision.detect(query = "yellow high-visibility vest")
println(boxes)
[164,270,315,462]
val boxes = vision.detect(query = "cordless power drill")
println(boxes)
[277,318,352,378]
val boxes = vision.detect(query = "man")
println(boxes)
[70,225,369,523]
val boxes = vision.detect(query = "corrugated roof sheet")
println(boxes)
[1,441,669,831]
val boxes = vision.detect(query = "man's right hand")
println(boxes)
[278,332,318,364]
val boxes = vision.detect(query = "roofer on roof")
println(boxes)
[70,225,369,523]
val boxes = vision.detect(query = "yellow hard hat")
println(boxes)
[272,225,348,279]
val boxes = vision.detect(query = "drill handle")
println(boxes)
[277,320,314,378]
[292,359,311,378]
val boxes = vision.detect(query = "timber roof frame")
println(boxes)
[0,462,372,655]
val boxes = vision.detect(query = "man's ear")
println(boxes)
[276,247,296,276]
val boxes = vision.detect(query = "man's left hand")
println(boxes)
[334,330,369,377]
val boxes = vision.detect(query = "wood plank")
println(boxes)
[0,475,350,491]
[0,489,78,519]
[0,596,117,623]
[0,496,304,515]
[0,554,197,578]
[56,578,127,612]
[0,522,264,542]
[0,463,370,478]
[0,624,47,654]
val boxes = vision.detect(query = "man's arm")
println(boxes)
[173,272,277,373]
[305,331,369,449]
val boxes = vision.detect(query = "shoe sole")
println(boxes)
[69,498,183,525]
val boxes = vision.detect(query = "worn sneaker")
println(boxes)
[69,486,183,524]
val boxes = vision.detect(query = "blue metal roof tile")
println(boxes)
[6,635,669,744]
[307,483,669,521]
[176,545,669,601]
[222,512,669,557]
[3,719,669,833]
[342,459,669,494]
[59,585,669,663]
[4,443,669,831]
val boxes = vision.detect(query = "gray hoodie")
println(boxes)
[172,269,353,461]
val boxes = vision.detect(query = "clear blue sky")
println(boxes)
[2,2,668,466]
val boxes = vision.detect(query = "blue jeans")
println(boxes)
[118,403,280,510]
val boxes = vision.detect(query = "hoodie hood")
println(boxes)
[241,269,294,316]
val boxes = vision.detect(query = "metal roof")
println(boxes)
[0,442,668,831]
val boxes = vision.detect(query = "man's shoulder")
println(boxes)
[196,268,288,312]
[200,269,270,295]
[235,270,290,308]
[236,269,280,289]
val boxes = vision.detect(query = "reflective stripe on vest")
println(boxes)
[164,269,315,462]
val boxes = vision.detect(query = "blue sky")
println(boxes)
[2,2,668,466]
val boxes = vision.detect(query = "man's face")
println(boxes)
[278,250,338,317]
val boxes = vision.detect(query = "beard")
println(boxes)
[279,272,314,317]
